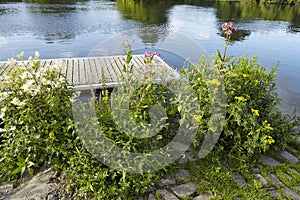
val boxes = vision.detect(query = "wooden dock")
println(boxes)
[0,55,176,90]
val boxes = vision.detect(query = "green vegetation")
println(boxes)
[0,23,299,199]
[254,0,300,5]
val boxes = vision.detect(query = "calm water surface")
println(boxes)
[0,0,299,115]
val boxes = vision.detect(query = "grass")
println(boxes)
[161,141,300,200]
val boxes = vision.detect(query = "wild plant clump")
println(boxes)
[188,22,299,158]
[0,52,76,181]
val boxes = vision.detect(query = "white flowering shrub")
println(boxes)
[0,52,76,181]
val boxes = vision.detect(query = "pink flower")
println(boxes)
[144,51,160,64]
[221,22,238,36]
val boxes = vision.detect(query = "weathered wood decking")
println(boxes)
[0,55,176,90]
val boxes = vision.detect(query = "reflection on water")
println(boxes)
[115,0,170,25]
[0,0,299,115]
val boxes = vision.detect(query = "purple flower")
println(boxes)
[221,22,238,36]
[144,51,160,64]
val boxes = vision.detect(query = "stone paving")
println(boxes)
[1,149,300,199]
[139,148,300,200]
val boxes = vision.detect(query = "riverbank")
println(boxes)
[254,0,300,5]
[1,143,300,199]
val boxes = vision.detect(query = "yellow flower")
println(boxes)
[266,124,274,131]
[49,131,54,139]
[206,79,221,86]
[251,108,259,116]
[226,71,238,77]
[193,115,203,123]
[267,136,275,144]
[235,96,246,102]
[242,73,250,78]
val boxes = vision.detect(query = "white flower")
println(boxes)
[17,52,24,60]
[51,62,61,71]
[0,107,6,119]
[11,97,25,107]
[21,80,35,92]
[35,71,41,79]
[31,88,41,96]
[8,58,17,65]
[20,71,29,80]
[11,97,20,105]
[34,51,40,58]
[0,92,9,100]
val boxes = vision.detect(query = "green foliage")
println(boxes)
[64,136,161,199]
[0,52,76,181]
[188,54,299,158]
[0,45,298,199]
[60,52,180,198]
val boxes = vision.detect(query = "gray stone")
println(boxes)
[252,167,261,174]
[0,184,14,196]
[175,169,190,182]
[276,151,299,164]
[260,156,281,167]
[290,168,300,176]
[294,186,300,191]
[267,173,284,186]
[283,187,300,199]
[177,156,186,165]
[3,167,59,200]
[254,174,268,185]
[232,173,247,187]
[186,152,197,162]
[148,193,156,200]
[193,194,213,200]
[268,189,281,198]
[172,142,190,152]
[159,175,176,187]
[171,182,197,197]
[47,194,56,200]
[156,189,179,200]
[268,173,284,186]
[283,172,292,179]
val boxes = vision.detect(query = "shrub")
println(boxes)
[187,29,299,158]
[0,52,76,181]
[65,50,180,199]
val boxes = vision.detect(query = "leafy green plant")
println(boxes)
[0,52,76,181]
[62,49,179,199]
[188,22,299,159]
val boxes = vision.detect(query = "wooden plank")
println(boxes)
[0,63,10,76]
[39,60,47,69]
[94,57,106,83]
[108,57,123,82]
[60,59,68,78]
[114,56,126,79]
[134,55,146,67]
[130,55,145,76]
[78,58,86,85]
[83,58,93,85]
[103,57,118,82]
[97,57,113,83]
[44,60,52,70]
[88,58,100,84]
[66,59,74,85]
[73,59,80,85]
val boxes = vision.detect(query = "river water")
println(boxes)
[0,0,299,115]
